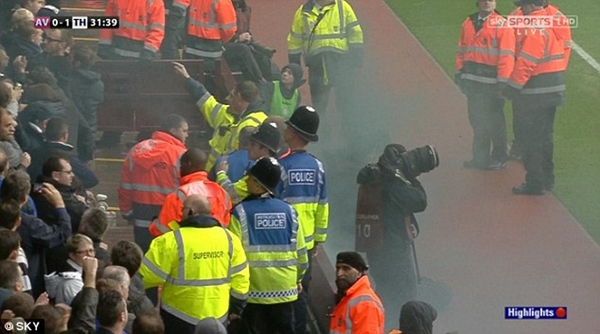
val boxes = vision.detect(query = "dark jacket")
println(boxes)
[67,287,99,334]
[71,69,104,132]
[52,86,95,162]
[28,141,99,189]
[28,53,73,97]
[399,300,437,334]
[15,100,67,153]
[18,209,72,298]
[32,177,89,234]
[1,31,42,63]
[128,274,155,316]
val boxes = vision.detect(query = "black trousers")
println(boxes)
[293,248,314,334]
[161,308,196,334]
[467,93,507,164]
[520,103,557,190]
[244,302,295,334]
[511,99,527,155]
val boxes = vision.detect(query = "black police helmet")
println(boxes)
[251,122,281,154]
[248,157,281,194]
[285,106,319,142]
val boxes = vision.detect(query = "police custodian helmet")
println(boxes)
[248,157,281,194]
[286,106,320,142]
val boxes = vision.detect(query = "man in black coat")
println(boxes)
[357,144,428,330]
[0,170,72,298]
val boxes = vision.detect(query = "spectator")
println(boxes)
[388,300,438,334]
[26,66,94,163]
[44,234,93,305]
[0,77,11,107]
[30,304,70,334]
[96,289,128,334]
[33,156,89,233]
[0,260,23,305]
[102,266,130,303]
[110,241,154,316]
[0,146,37,216]
[193,318,226,334]
[36,0,63,17]
[28,29,73,95]
[1,9,41,63]
[0,108,30,170]
[1,78,25,117]
[28,117,99,189]
[261,64,304,118]
[0,206,32,294]
[0,46,9,76]
[0,170,72,298]
[18,0,45,15]
[78,208,110,264]
[70,45,104,134]
[1,292,34,318]
[132,312,165,334]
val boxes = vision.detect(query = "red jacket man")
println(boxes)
[118,114,188,252]
[329,252,385,334]
[183,0,237,61]
[149,148,232,237]
[98,0,165,60]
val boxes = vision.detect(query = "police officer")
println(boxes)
[139,194,250,334]
[277,105,328,334]
[215,120,282,204]
[229,157,309,334]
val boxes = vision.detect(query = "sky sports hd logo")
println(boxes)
[505,306,567,320]
[488,15,579,29]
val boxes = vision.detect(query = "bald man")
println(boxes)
[149,149,232,238]
[139,193,249,334]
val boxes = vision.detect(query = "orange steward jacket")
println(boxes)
[149,171,232,237]
[184,0,237,59]
[456,11,515,92]
[99,0,165,59]
[118,131,187,228]
[329,275,385,334]
[507,9,566,105]
[510,6,571,68]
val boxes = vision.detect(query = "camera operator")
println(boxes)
[357,144,428,329]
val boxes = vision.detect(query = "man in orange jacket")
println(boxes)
[329,251,385,334]
[504,0,566,195]
[183,0,237,71]
[455,0,515,170]
[118,114,188,253]
[98,0,165,61]
[149,148,232,237]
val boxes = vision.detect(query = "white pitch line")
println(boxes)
[572,41,600,75]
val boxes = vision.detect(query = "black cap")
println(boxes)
[336,251,368,272]
[248,157,281,194]
[285,106,319,142]
[251,122,281,154]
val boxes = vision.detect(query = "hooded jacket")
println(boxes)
[261,63,304,115]
[394,301,437,334]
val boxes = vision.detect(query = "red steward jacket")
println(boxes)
[329,275,385,334]
[118,131,187,227]
[99,0,165,59]
[184,0,237,59]
[456,11,515,86]
[149,170,232,237]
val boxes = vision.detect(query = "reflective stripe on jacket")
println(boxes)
[216,173,249,205]
[185,0,237,58]
[329,275,385,334]
[287,0,363,58]
[139,217,249,323]
[196,91,267,171]
[277,151,328,250]
[118,131,186,225]
[508,9,566,97]
[229,196,308,304]
[99,0,165,58]
[456,12,515,86]
[149,171,232,237]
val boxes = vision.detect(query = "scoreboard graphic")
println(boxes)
[34,16,120,29]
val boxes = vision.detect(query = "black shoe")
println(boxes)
[544,182,554,191]
[485,160,507,170]
[512,183,545,196]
